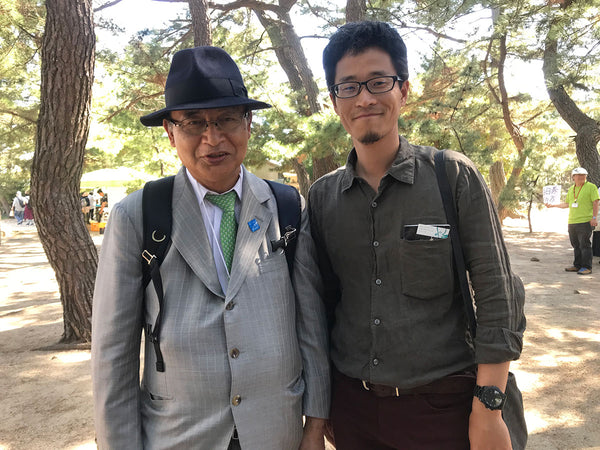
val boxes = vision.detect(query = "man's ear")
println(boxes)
[329,93,339,115]
[163,119,176,147]
[245,111,253,137]
[399,80,410,107]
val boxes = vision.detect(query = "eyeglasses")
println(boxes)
[168,112,249,135]
[330,76,404,99]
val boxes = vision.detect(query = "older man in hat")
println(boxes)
[92,47,330,449]
[546,167,599,275]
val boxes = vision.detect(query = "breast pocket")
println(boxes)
[398,237,453,299]
[256,249,288,274]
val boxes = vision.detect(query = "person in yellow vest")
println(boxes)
[546,167,599,275]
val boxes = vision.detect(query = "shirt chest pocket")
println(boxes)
[398,237,453,299]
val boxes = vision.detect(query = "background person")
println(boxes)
[546,167,599,275]
[11,191,26,225]
[308,21,526,449]
[91,46,330,450]
[23,191,34,226]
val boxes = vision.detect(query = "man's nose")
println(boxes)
[355,86,377,106]
[201,122,224,144]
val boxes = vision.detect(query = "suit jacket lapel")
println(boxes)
[226,169,272,300]
[171,168,224,297]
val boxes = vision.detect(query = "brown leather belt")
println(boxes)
[336,368,476,397]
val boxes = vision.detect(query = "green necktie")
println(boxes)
[205,191,238,272]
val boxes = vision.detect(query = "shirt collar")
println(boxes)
[340,136,416,192]
[185,166,244,205]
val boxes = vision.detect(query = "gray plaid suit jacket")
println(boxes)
[91,167,330,449]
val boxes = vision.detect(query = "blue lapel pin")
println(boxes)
[248,218,260,232]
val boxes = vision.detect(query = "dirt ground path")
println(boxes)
[1,207,599,449]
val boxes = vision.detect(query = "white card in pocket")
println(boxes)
[416,223,450,239]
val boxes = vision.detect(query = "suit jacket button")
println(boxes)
[226,301,235,311]
[232,395,242,406]
[230,348,240,359]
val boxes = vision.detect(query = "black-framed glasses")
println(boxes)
[168,112,249,135]
[330,75,404,99]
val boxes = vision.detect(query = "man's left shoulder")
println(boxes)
[411,145,476,172]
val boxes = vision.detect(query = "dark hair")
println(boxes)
[323,21,409,89]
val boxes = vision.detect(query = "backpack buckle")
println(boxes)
[271,225,297,252]
[142,250,156,265]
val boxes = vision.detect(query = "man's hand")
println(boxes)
[324,419,335,447]
[298,417,326,450]
[469,399,512,450]
[591,217,598,228]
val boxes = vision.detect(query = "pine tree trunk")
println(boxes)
[31,0,96,343]
[543,1,600,186]
[489,160,506,207]
[253,8,320,115]
[189,0,212,46]
[345,0,366,22]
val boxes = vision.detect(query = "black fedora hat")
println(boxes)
[140,46,271,127]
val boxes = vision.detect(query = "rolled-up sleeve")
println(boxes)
[449,153,526,364]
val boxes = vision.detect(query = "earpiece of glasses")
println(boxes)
[330,76,404,99]
[168,112,249,135]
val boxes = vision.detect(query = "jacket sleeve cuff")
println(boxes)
[302,372,331,419]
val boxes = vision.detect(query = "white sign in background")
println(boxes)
[543,185,561,205]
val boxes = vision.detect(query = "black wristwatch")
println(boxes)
[473,385,507,410]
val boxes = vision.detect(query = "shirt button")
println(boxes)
[371,201,377,208]
[230,348,240,359]
[373,241,379,247]
[225,301,235,311]
[375,279,382,285]
[373,358,379,366]
[232,395,242,406]
[374,318,381,325]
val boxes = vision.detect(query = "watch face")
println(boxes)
[487,392,504,408]
[482,386,506,409]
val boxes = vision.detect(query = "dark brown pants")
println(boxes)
[331,370,475,450]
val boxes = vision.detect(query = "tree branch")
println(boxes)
[0,109,38,124]
[208,0,282,14]
[94,0,125,12]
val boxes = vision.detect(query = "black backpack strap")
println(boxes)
[433,150,477,338]
[264,180,302,276]
[141,175,175,372]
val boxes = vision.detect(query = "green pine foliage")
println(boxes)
[1,0,599,216]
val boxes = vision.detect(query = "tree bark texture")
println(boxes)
[31,0,96,343]
[201,0,338,183]
[345,0,366,22]
[290,157,310,198]
[483,11,527,222]
[495,32,526,221]
[489,160,506,207]
[543,3,600,186]
[253,8,320,115]
[189,0,212,46]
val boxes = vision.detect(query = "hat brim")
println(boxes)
[140,97,272,127]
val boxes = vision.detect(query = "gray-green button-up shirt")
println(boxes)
[307,137,525,389]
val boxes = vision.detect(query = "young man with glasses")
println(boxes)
[308,21,526,449]
[92,46,330,450]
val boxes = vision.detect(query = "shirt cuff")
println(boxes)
[474,326,524,364]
